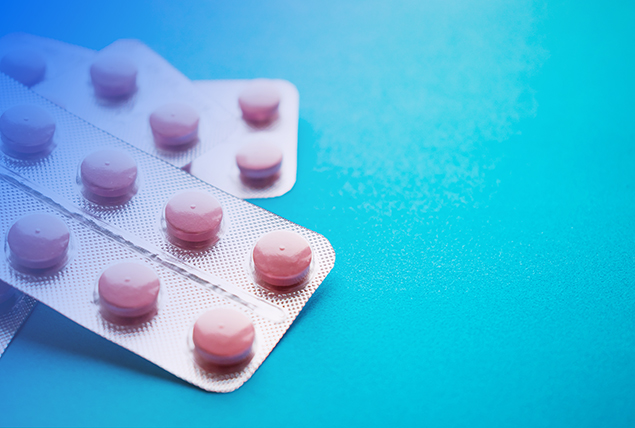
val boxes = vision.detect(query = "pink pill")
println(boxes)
[98,262,160,319]
[236,142,283,179]
[252,230,312,287]
[193,307,255,366]
[0,49,46,87]
[149,103,200,149]
[165,191,223,244]
[90,54,137,99]
[0,280,15,306]
[0,104,55,154]
[80,149,138,199]
[238,80,281,123]
[7,213,70,270]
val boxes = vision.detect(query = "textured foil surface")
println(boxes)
[190,79,299,199]
[0,285,36,359]
[0,75,335,392]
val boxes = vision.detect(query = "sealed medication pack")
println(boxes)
[0,72,334,391]
[189,79,299,199]
[0,33,299,200]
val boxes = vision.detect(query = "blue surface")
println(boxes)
[1,0,634,426]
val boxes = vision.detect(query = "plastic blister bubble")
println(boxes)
[0,74,334,392]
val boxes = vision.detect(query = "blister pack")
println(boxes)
[0,74,334,392]
[189,79,299,199]
[0,33,299,199]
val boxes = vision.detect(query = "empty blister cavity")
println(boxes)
[0,104,56,158]
[0,49,46,87]
[236,141,283,181]
[90,54,138,99]
[238,79,281,124]
[6,213,71,272]
[79,148,138,204]
[150,102,200,150]
[97,261,161,323]
[164,190,224,249]
[251,230,313,293]
[193,307,256,368]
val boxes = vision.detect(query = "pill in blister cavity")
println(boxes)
[80,149,138,203]
[90,54,137,99]
[0,280,15,306]
[236,141,283,180]
[0,104,55,155]
[252,230,312,289]
[238,80,281,123]
[193,307,255,366]
[150,103,200,150]
[98,262,160,319]
[7,213,70,270]
[165,191,223,247]
[0,49,46,87]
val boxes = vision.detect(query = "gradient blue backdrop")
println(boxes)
[0,1,634,427]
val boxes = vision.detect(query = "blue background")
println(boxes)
[1,0,634,426]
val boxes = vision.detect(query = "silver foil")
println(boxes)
[0,75,335,392]
[0,285,36,359]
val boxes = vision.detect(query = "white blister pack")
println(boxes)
[33,38,236,169]
[1,34,300,199]
[190,79,299,199]
[0,75,335,392]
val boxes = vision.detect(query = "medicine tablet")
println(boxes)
[98,262,161,319]
[149,103,199,149]
[165,191,223,245]
[7,213,70,270]
[238,80,281,123]
[0,104,55,154]
[236,142,283,179]
[252,230,312,287]
[90,54,137,98]
[0,49,46,87]
[80,149,138,199]
[0,281,15,306]
[193,308,255,366]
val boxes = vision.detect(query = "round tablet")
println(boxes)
[0,49,46,87]
[0,104,55,154]
[238,80,281,123]
[252,230,312,287]
[80,149,138,199]
[0,281,15,305]
[98,262,160,319]
[149,103,199,149]
[165,191,223,244]
[236,142,283,179]
[193,307,255,366]
[7,213,70,270]
[90,54,137,98]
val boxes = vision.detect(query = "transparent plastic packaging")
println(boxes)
[0,75,335,392]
